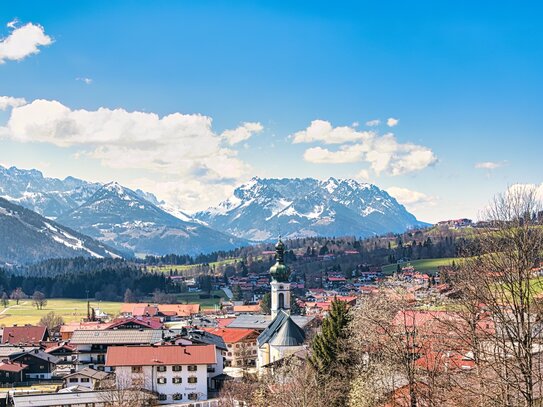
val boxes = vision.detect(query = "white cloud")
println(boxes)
[221,121,263,145]
[0,21,52,63]
[366,119,380,127]
[76,77,93,85]
[386,186,436,206]
[304,144,365,164]
[292,119,374,144]
[475,161,505,170]
[0,97,257,210]
[294,120,437,175]
[0,95,27,110]
[387,117,399,127]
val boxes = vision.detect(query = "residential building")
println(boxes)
[70,329,163,371]
[106,344,216,404]
[62,367,110,389]
[203,327,259,367]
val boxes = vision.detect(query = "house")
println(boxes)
[62,367,110,389]
[0,361,27,383]
[70,329,164,371]
[59,322,109,341]
[203,327,259,368]
[106,344,217,404]
[10,348,59,380]
[2,326,48,345]
[45,342,76,375]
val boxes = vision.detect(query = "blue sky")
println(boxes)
[0,1,542,222]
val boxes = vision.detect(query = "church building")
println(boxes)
[257,239,306,368]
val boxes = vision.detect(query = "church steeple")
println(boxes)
[270,238,291,319]
[270,239,290,282]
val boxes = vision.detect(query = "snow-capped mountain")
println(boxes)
[0,197,123,266]
[0,165,101,219]
[57,182,246,256]
[195,177,429,241]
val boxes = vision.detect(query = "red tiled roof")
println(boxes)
[105,345,216,367]
[0,362,27,372]
[107,317,163,330]
[217,318,235,328]
[45,343,76,353]
[233,304,261,313]
[60,322,109,334]
[203,327,258,344]
[121,303,200,317]
[2,326,47,345]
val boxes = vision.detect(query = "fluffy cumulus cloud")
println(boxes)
[293,120,436,176]
[0,97,262,210]
[386,186,436,206]
[0,20,52,63]
[292,119,375,144]
[387,117,399,127]
[475,161,505,170]
[0,96,27,110]
[221,121,263,145]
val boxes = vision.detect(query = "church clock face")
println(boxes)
[279,285,283,290]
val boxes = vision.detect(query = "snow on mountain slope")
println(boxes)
[57,182,246,256]
[195,177,429,241]
[0,197,124,266]
[0,165,101,219]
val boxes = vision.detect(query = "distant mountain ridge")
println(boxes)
[0,197,123,266]
[56,182,246,256]
[195,177,429,241]
[0,165,429,256]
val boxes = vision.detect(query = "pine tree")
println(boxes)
[260,292,271,314]
[310,298,351,372]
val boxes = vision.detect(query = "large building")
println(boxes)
[257,240,306,368]
[106,344,216,404]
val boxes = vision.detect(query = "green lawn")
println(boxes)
[382,258,459,275]
[175,289,228,309]
[0,298,122,327]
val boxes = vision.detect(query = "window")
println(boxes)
[157,377,167,384]
[188,376,198,384]
[81,378,90,383]
[278,292,285,309]
[157,365,167,372]
[188,393,198,401]
[69,378,78,383]
[158,394,167,401]
[227,352,232,356]
[173,376,182,384]
[173,393,182,400]
[172,365,182,372]
[131,366,142,373]
[187,365,197,372]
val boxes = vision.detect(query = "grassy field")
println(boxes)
[0,298,122,327]
[382,257,459,275]
[176,289,228,309]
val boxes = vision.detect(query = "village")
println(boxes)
[0,234,478,407]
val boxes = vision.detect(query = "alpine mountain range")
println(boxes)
[0,165,428,264]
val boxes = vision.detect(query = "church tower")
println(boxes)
[269,239,291,319]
